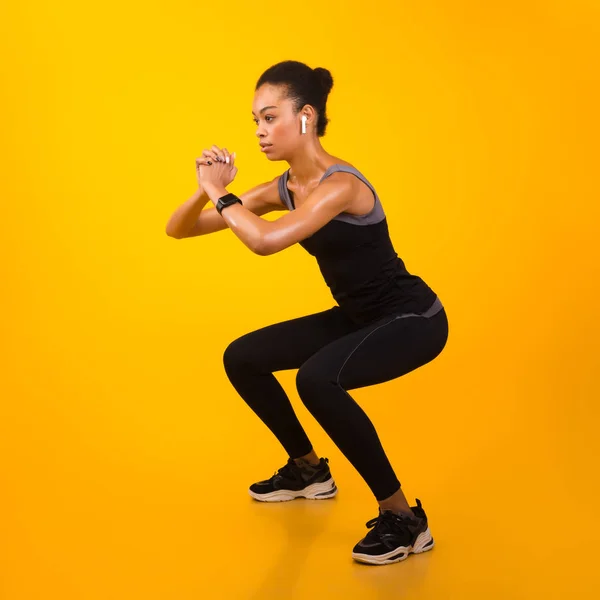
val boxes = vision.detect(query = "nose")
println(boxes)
[256,125,267,138]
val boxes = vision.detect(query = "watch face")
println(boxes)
[218,195,241,212]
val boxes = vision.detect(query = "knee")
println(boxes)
[296,365,336,407]
[222,335,254,375]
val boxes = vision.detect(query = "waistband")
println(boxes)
[393,296,444,320]
[421,296,444,317]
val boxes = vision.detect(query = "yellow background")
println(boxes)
[1,1,599,598]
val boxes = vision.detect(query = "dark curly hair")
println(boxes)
[255,60,334,137]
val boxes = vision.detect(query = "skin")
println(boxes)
[195,83,416,518]
[196,84,376,255]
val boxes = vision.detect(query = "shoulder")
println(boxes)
[320,170,358,191]
[303,171,356,215]
[318,165,362,196]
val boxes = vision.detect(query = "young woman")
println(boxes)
[166,60,449,566]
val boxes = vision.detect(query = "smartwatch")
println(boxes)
[216,193,243,215]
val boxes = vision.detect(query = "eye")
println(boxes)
[253,115,275,125]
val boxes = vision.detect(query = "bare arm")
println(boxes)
[164,186,211,238]
[203,172,356,256]
[165,176,285,239]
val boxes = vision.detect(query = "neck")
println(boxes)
[287,138,334,186]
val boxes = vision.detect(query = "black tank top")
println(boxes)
[278,164,440,325]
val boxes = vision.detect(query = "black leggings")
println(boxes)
[222,300,449,501]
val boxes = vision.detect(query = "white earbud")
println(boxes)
[301,115,307,134]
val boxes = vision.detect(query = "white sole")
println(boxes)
[352,527,435,565]
[249,477,338,502]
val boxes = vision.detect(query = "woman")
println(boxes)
[165,60,449,566]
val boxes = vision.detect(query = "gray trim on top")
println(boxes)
[277,164,386,225]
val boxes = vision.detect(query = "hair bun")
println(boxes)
[313,67,334,95]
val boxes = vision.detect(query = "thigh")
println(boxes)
[297,309,449,390]
[223,305,360,373]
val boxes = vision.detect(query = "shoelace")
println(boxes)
[272,458,306,482]
[365,510,418,537]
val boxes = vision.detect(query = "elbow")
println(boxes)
[253,241,270,256]
[253,232,294,256]
[253,237,274,256]
[165,226,182,239]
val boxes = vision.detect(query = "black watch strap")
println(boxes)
[216,193,243,215]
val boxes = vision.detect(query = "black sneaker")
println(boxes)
[249,457,337,502]
[352,498,434,565]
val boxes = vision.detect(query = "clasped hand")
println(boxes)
[196,145,238,194]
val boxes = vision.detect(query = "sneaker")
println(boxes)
[248,457,338,502]
[352,498,434,565]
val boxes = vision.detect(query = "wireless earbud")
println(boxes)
[301,115,307,134]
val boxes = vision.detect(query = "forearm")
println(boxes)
[165,187,210,238]
[203,183,271,254]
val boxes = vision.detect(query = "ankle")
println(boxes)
[385,507,417,519]
[293,451,320,467]
[378,487,416,517]
[378,501,415,518]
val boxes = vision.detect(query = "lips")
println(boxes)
[260,144,273,152]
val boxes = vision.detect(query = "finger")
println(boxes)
[202,150,218,161]
[223,148,230,164]
[211,145,225,162]
[197,155,215,166]
[230,151,236,167]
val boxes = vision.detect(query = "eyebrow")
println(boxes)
[252,105,278,116]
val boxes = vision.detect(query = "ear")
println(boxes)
[300,105,316,123]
